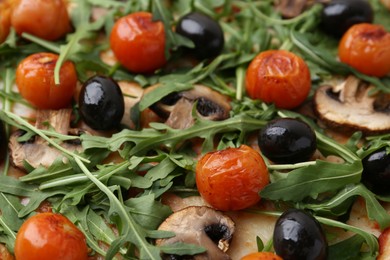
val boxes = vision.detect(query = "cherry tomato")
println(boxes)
[196,145,269,211]
[16,52,77,109]
[11,0,72,41]
[241,252,283,260]
[338,23,390,77]
[110,12,166,73]
[14,212,88,260]
[245,50,311,109]
[0,0,11,43]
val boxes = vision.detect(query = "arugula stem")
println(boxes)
[267,160,317,170]
[235,66,245,101]
[21,33,61,53]
[75,158,160,260]
[0,216,16,241]
[1,69,14,176]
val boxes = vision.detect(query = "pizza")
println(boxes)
[0,0,389,259]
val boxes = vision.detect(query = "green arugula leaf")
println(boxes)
[261,160,362,202]
[299,184,390,230]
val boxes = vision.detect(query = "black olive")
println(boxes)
[320,0,374,38]
[176,12,224,60]
[362,147,390,195]
[79,75,124,130]
[273,209,328,260]
[258,118,316,164]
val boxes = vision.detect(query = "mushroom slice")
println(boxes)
[314,76,390,134]
[275,0,330,18]
[9,109,84,170]
[149,84,231,129]
[156,206,235,260]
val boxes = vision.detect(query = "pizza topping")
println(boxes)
[245,49,311,109]
[156,206,235,260]
[9,109,83,170]
[176,12,224,60]
[11,0,72,41]
[14,212,88,260]
[258,118,317,164]
[16,53,78,109]
[109,11,166,74]
[314,76,390,134]
[149,84,231,129]
[196,145,269,211]
[338,23,390,78]
[320,0,374,38]
[78,75,125,131]
[273,209,328,260]
[362,147,390,195]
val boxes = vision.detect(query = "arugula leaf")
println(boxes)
[299,184,390,230]
[328,235,372,260]
[261,160,362,202]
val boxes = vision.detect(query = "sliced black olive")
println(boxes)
[79,75,124,130]
[320,0,374,38]
[258,118,317,164]
[196,97,224,117]
[273,209,328,260]
[362,147,390,195]
[176,12,224,60]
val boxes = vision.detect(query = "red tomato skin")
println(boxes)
[11,0,72,41]
[0,0,12,43]
[338,23,390,77]
[245,50,311,109]
[110,12,166,73]
[241,252,283,260]
[16,53,77,109]
[196,145,269,211]
[14,213,88,260]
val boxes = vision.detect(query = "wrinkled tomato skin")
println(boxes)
[338,23,390,77]
[240,252,283,260]
[245,50,311,109]
[196,145,269,211]
[11,0,72,41]
[14,212,88,260]
[110,12,166,74]
[16,52,77,109]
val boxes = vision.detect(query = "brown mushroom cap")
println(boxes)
[148,84,231,129]
[313,76,390,134]
[9,109,84,170]
[275,0,330,18]
[156,206,235,260]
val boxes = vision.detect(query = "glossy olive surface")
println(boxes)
[362,147,390,195]
[258,118,316,164]
[176,12,224,59]
[79,75,124,130]
[320,0,373,37]
[273,209,328,260]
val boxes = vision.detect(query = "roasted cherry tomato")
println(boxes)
[338,23,390,77]
[0,0,11,43]
[245,50,311,109]
[16,53,77,109]
[320,0,373,38]
[110,12,166,73]
[176,12,224,59]
[241,252,283,260]
[14,212,88,260]
[196,145,269,211]
[11,0,72,41]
